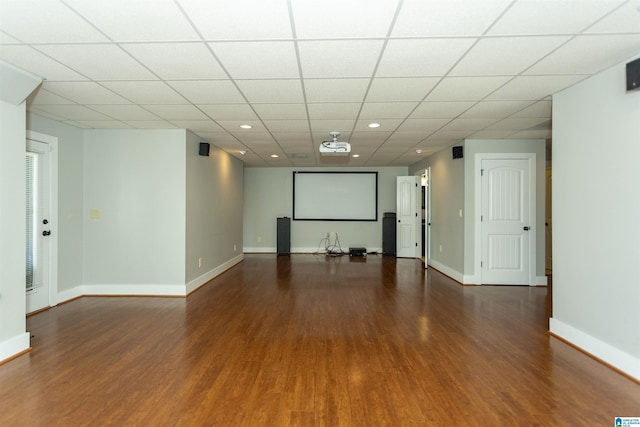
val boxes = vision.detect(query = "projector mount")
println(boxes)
[322,131,341,144]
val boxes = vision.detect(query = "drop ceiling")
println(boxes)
[1,0,639,167]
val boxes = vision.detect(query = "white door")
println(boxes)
[26,139,51,313]
[397,176,420,258]
[481,159,531,285]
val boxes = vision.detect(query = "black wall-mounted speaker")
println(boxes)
[626,57,640,92]
[452,146,463,159]
[199,142,210,156]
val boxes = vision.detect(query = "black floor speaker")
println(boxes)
[277,217,290,255]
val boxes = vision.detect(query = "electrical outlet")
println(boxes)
[198,257,202,268]
[439,245,443,253]
[234,244,237,252]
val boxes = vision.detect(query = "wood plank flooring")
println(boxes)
[0,254,638,426]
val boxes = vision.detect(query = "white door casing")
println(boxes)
[26,131,58,313]
[477,154,536,285]
[397,176,420,258]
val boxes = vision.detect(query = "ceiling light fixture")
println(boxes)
[240,124,252,129]
[416,149,423,154]
[239,150,247,155]
[352,154,360,158]
[368,122,381,128]
[270,154,279,158]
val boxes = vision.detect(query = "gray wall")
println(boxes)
[185,132,244,283]
[243,166,407,252]
[551,53,640,379]
[83,129,187,289]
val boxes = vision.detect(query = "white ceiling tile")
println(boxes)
[304,79,370,102]
[525,35,640,75]
[0,0,109,43]
[263,120,310,132]
[384,131,429,144]
[101,81,189,104]
[42,82,130,104]
[27,88,75,105]
[359,102,418,119]
[307,103,361,120]
[366,78,440,102]
[310,120,356,134]
[510,100,552,118]
[0,45,87,81]
[426,76,512,101]
[487,0,626,35]
[253,104,308,120]
[349,132,393,144]
[270,132,313,143]
[121,120,177,129]
[396,118,450,132]
[377,39,476,77]
[36,44,156,80]
[441,118,498,131]
[123,43,227,79]
[167,80,245,104]
[88,105,161,121]
[392,0,512,37]
[236,80,304,103]
[65,0,200,42]
[197,104,259,121]
[169,120,226,132]
[486,117,549,131]
[585,1,640,34]
[468,130,518,139]
[450,36,570,76]
[178,0,293,40]
[0,32,21,43]
[486,75,586,100]
[28,108,69,122]
[216,121,269,134]
[424,130,473,141]
[211,41,299,79]
[459,101,535,119]
[410,101,475,119]
[354,120,403,131]
[291,0,400,39]
[298,40,384,78]
[142,104,209,120]
[71,120,132,129]
[30,104,113,121]
[508,129,552,139]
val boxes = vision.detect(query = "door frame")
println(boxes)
[474,153,537,286]
[26,130,58,311]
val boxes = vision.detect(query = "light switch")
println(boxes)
[90,209,100,219]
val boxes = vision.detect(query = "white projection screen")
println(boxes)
[293,171,378,221]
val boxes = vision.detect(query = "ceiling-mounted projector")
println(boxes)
[319,131,351,156]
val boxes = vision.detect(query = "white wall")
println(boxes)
[0,99,30,361]
[185,133,244,290]
[243,166,407,253]
[27,113,84,297]
[82,129,186,294]
[551,53,640,379]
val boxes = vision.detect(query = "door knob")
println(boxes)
[523,226,530,231]
[42,230,51,236]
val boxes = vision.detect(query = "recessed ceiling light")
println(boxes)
[240,124,252,129]
[352,154,360,158]
[270,154,279,158]
[368,122,381,128]
[239,150,247,156]
[416,149,423,154]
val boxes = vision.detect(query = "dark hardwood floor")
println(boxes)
[1,254,638,426]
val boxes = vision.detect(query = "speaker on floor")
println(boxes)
[199,142,210,156]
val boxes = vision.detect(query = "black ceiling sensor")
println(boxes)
[199,142,210,156]
[452,146,463,159]
[626,57,640,92]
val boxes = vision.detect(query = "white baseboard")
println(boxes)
[0,332,30,363]
[243,247,276,253]
[550,317,640,381]
[428,259,465,284]
[535,275,548,286]
[185,254,244,295]
[56,285,84,305]
[83,284,187,297]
